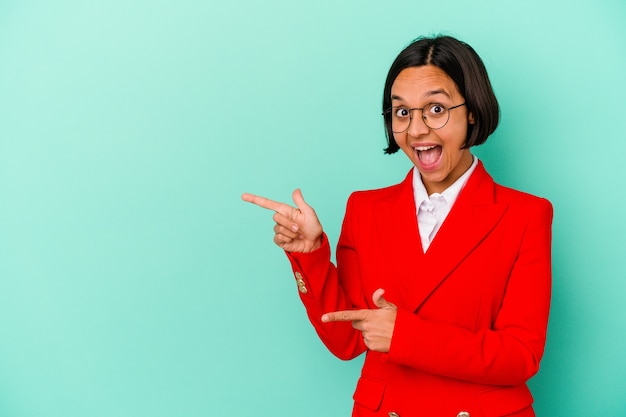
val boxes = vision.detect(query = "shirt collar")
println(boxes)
[413,155,479,208]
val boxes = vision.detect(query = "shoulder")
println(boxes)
[471,161,551,214]
[346,183,407,216]
[350,182,404,201]
[494,183,551,208]
[347,169,413,206]
[494,183,553,220]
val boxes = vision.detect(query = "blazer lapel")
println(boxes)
[371,170,424,309]
[375,162,508,313]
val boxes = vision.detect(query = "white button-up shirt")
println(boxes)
[413,156,478,252]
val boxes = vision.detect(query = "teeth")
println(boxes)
[415,145,437,151]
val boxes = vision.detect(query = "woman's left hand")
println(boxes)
[322,288,397,353]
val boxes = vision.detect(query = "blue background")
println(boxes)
[0,1,625,416]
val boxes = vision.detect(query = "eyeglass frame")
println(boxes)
[382,102,466,132]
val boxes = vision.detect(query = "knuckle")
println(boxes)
[363,338,370,348]
[274,235,288,245]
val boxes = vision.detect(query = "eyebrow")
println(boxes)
[391,89,451,102]
[424,89,451,99]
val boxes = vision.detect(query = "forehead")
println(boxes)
[390,65,461,100]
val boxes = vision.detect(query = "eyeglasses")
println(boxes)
[383,102,466,132]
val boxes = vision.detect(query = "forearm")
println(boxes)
[286,234,366,360]
[386,310,546,385]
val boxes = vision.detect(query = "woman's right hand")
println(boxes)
[241,189,323,253]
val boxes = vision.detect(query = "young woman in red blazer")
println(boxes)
[243,35,553,417]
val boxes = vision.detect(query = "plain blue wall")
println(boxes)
[0,1,625,416]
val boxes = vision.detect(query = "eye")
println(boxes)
[427,104,447,116]
[394,107,410,118]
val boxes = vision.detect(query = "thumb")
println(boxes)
[292,188,313,212]
[373,288,396,310]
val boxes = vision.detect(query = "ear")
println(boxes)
[468,112,475,124]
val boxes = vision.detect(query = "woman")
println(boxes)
[242,35,552,417]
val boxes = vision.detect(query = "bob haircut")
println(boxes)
[382,35,500,154]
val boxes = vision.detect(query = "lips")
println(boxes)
[414,145,443,168]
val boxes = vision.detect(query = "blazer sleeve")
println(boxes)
[285,193,367,360]
[386,197,553,385]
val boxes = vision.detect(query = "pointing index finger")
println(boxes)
[322,310,367,323]
[241,193,290,213]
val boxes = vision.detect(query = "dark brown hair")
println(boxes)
[383,35,500,154]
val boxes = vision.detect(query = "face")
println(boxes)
[390,65,474,195]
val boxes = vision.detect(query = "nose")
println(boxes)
[406,110,430,137]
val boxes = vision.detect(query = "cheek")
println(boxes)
[395,135,410,151]
[393,133,407,150]
[393,134,414,157]
[444,125,469,148]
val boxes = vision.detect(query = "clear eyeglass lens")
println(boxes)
[390,104,450,132]
[424,104,449,129]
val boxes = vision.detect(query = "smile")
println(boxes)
[415,145,438,152]
[413,144,443,168]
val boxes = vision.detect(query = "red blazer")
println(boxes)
[287,161,553,417]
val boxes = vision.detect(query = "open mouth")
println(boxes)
[414,145,442,167]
